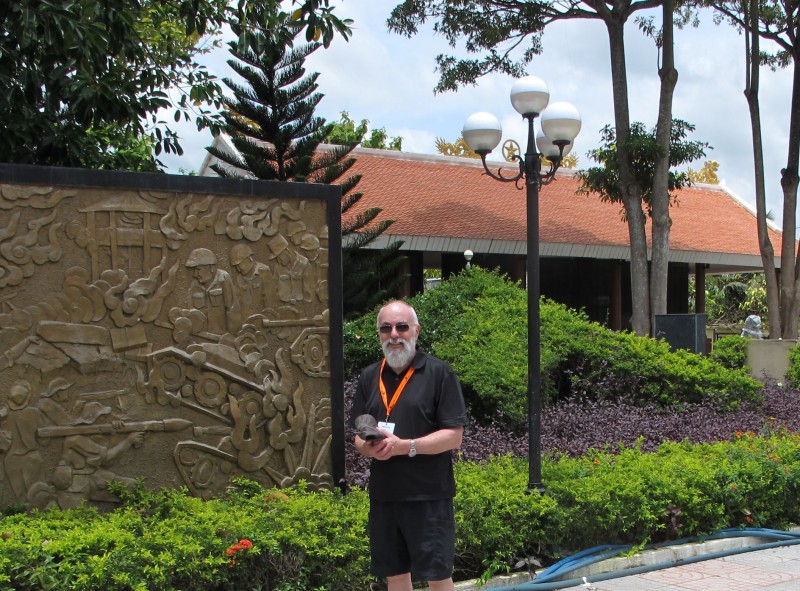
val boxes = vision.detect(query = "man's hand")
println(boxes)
[357,430,404,460]
[356,426,463,459]
[368,431,402,461]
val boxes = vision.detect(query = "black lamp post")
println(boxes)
[462,76,581,493]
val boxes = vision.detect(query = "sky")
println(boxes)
[161,0,795,224]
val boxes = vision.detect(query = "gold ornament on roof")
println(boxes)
[502,140,521,162]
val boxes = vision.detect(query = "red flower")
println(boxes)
[225,537,254,563]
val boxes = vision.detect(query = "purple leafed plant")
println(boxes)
[343,379,800,486]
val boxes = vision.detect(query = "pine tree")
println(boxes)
[206,9,406,318]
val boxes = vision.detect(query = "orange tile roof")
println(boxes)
[200,137,786,271]
[344,147,785,271]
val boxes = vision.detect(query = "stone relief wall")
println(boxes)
[0,170,342,510]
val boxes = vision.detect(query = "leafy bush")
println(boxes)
[342,267,524,379]
[710,335,748,370]
[0,480,370,591]
[342,310,383,379]
[428,274,531,428]
[786,342,800,386]
[344,268,763,431]
[6,432,800,589]
[543,433,800,550]
[453,457,562,581]
[561,327,762,411]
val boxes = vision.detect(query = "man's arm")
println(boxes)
[357,427,463,461]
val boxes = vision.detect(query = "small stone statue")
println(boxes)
[741,315,764,339]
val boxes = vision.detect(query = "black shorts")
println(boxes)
[368,498,455,582]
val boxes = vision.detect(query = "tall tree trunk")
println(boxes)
[650,0,678,324]
[780,57,800,337]
[606,18,650,336]
[743,0,781,336]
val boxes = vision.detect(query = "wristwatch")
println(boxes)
[408,439,417,457]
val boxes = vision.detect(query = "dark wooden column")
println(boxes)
[610,260,623,331]
[694,263,706,313]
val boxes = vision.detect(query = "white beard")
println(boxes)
[382,338,416,371]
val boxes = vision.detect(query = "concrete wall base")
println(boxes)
[746,339,797,383]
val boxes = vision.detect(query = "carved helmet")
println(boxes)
[230,244,254,266]
[185,248,217,267]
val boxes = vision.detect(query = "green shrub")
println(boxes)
[410,267,524,351]
[711,335,749,370]
[342,267,525,379]
[544,432,800,549]
[428,273,531,428]
[544,442,728,547]
[564,328,762,410]
[453,456,562,582]
[4,434,800,590]
[0,481,370,591]
[342,310,383,379]
[344,268,763,431]
[786,342,800,386]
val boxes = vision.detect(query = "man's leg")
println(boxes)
[386,573,413,591]
[427,578,456,591]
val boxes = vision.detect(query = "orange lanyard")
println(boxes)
[378,359,415,421]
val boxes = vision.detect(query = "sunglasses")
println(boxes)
[378,323,411,334]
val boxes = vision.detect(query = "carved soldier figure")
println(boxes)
[267,235,309,308]
[185,248,239,335]
[0,380,47,503]
[55,423,145,509]
[230,243,276,321]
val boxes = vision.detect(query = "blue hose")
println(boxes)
[490,527,800,590]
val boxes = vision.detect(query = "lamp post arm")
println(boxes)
[478,153,525,186]
[540,140,571,186]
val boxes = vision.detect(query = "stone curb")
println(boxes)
[422,529,800,591]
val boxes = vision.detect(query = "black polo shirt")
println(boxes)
[351,349,467,502]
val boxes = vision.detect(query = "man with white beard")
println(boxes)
[351,300,467,591]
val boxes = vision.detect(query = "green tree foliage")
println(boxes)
[701,273,768,324]
[386,0,666,93]
[206,8,405,318]
[325,111,403,150]
[238,0,354,49]
[0,0,230,170]
[577,120,709,219]
[387,0,547,94]
[387,0,693,337]
[0,0,352,171]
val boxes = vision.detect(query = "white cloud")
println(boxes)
[161,0,795,224]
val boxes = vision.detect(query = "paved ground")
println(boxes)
[448,534,800,591]
[555,544,800,591]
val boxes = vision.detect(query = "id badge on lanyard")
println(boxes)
[378,359,415,430]
[377,421,395,434]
